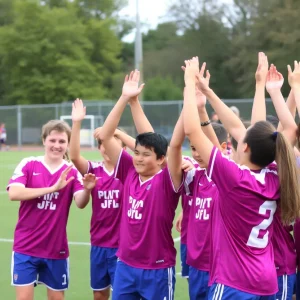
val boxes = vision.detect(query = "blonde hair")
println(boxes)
[41,120,71,161]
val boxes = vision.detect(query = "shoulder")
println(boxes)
[88,160,104,171]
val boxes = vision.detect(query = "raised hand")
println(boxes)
[72,98,86,122]
[82,173,98,190]
[266,64,284,94]
[196,62,210,107]
[122,70,145,100]
[255,52,269,84]
[52,165,74,192]
[287,61,300,89]
[184,57,199,85]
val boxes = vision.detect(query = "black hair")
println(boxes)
[266,115,279,129]
[135,132,168,159]
[244,121,276,167]
[212,123,227,144]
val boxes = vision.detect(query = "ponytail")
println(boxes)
[276,132,300,224]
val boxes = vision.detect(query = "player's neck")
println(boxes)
[103,160,114,172]
[242,161,262,171]
[139,166,162,182]
[43,156,64,171]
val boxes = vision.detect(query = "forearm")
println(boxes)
[277,90,296,132]
[293,87,300,119]
[269,89,297,132]
[184,82,202,135]
[129,98,154,134]
[70,121,82,160]
[9,186,55,201]
[251,83,266,124]
[169,112,185,149]
[205,89,246,141]
[115,129,136,151]
[99,96,128,141]
[198,107,221,149]
[74,189,91,209]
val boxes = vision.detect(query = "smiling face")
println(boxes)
[133,144,164,177]
[43,130,69,161]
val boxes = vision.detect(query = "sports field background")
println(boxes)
[0,150,190,299]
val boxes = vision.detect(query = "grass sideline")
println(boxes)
[0,150,190,299]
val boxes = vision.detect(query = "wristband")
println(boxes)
[201,120,211,127]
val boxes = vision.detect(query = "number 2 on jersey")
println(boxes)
[247,201,277,248]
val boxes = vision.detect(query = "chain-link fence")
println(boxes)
[0,99,278,148]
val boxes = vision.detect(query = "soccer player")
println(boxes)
[183,69,227,300]
[97,70,185,300]
[183,57,300,299]
[69,99,132,300]
[258,61,299,300]
[7,120,97,300]
[0,122,8,150]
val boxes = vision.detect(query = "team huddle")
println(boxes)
[6,53,300,300]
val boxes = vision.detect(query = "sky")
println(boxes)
[119,0,233,42]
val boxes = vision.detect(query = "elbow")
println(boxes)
[76,202,88,209]
[8,191,18,201]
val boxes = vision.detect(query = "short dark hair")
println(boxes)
[212,123,227,144]
[266,115,279,129]
[135,132,168,159]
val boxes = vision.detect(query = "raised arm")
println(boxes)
[251,52,269,124]
[183,57,213,165]
[288,61,300,126]
[69,99,89,175]
[266,65,297,145]
[129,96,154,134]
[98,70,145,165]
[168,110,185,190]
[114,128,136,151]
[195,63,222,150]
[277,90,296,132]
[196,70,246,142]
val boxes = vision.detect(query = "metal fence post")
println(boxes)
[17,105,22,150]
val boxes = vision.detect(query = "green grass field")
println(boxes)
[0,150,190,299]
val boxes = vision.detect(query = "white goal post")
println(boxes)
[60,115,95,149]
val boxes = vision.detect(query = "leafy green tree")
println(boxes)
[143,76,182,101]
[0,0,122,104]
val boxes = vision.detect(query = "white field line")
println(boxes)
[0,236,181,245]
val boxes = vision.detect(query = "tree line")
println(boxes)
[0,0,299,105]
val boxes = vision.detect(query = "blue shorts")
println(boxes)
[180,243,189,278]
[275,274,296,300]
[189,267,209,300]
[112,260,175,300]
[208,283,276,300]
[295,272,300,299]
[90,245,117,290]
[11,252,69,291]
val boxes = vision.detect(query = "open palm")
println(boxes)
[122,70,145,99]
[266,65,284,93]
[72,98,86,122]
[83,173,98,190]
[288,61,300,89]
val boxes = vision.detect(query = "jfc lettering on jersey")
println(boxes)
[128,196,143,220]
[195,197,212,220]
[37,192,59,210]
[98,190,120,209]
